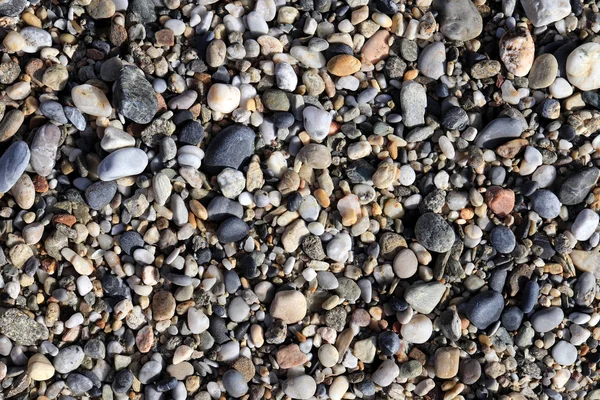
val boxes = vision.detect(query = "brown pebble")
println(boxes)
[485,186,515,218]
[327,55,362,77]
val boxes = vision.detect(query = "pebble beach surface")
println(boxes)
[1,0,600,399]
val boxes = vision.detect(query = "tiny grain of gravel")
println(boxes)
[0,0,600,399]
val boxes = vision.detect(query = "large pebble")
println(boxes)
[520,0,571,27]
[433,0,482,41]
[270,290,307,323]
[531,307,564,332]
[97,148,148,181]
[499,27,535,77]
[113,66,158,124]
[71,84,112,117]
[415,213,455,253]
[418,42,446,80]
[0,141,30,193]
[207,83,241,113]
[282,375,317,399]
[30,124,61,177]
[465,290,505,330]
[303,106,332,141]
[203,124,255,173]
[20,27,52,53]
[566,43,600,91]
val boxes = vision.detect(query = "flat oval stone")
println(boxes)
[418,42,446,80]
[0,141,30,193]
[529,54,558,89]
[64,106,87,131]
[30,124,61,177]
[113,66,158,124]
[97,148,148,181]
[71,84,112,117]
[0,109,25,142]
[559,167,600,205]
[202,124,255,173]
[531,306,564,332]
[552,340,577,365]
[85,181,117,210]
[521,0,571,27]
[465,290,505,330]
[217,217,249,243]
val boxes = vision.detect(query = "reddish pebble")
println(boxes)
[485,186,515,218]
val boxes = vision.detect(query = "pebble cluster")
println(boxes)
[1,0,600,399]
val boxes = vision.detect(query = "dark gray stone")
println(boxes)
[0,0,27,16]
[85,181,117,210]
[558,167,600,205]
[113,66,158,124]
[119,231,144,255]
[207,196,244,222]
[40,101,68,124]
[465,290,505,330]
[203,125,255,174]
[474,118,523,148]
[217,217,249,242]
[415,212,455,253]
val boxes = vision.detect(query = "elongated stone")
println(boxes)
[0,141,30,193]
[71,84,112,117]
[31,124,61,177]
[97,148,148,181]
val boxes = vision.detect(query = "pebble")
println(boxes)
[531,307,564,333]
[97,147,148,181]
[203,124,255,172]
[270,290,307,323]
[113,66,158,124]
[222,370,249,398]
[303,106,332,142]
[207,83,241,113]
[529,54,558,89]
[434,0,483,41]
[567,43,600,90]
[71,84,112,117]
[0,141,30,193]
[401,314,433,344]
[415,213,455,253]
[404,282,446,314]
[53,346,84,374]
[531,190,562,219]
[400,81,426,128]
[392,248,418,278]
[521,0,572,27]
[552,341,577,366]
[20,27,52,53]
[465,290,505,330]
[418,42,446,80]
[282,375,317,399]
[499,27,535,77]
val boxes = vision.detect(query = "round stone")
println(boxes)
[567,43,600,91]
[552,340,577,366]
[465,290,505,330]
[400,314,433,344]
[490,226,516,254]
[392,248,418,279]
[531,190,561,219]
[97,148,148,181]
[415,213,455,253]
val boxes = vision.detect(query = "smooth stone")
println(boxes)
[552,340,577,365]
[465,290,505,330]
[179,120,204,145]
[531,307,564,332]
[559,167,600,205]
[187,308,210,334]
[11,174,35,209]
[521,0,571,27]
[64,106,87,131]
[531,190,561,219]
[433,0,483,41]
[392,248,418,278]
[400,314,433,344]
[275,62,298,91]
[490,226,516,254]
[119,231,144,255]
[404,282,446,314]
[400,81,426,128]
[113,66,158,124]
[415,212,455,253]
[30,124,61,177]
[474,118,523,148]
[501,306,524,331]
[222,370,249,398]
[529,54,558,89]
[371,359,399,387]
[303,106,332,141]
[282,375,317,399]
[53,346,85,374]
[290,46,327,68]
[296,144,332,169]
[202,124,255,173]
[28,354,55,381]
[217,217,249,242]
[20,27,52,53]
[0,141,30,193]
[97,148,148,181]
[574,272,596,306]
[207,83,241,113]
[101,126,136,152]
[40,101,68,124]
[270,290,307,323]
[0,0,26,16]
[572,209,599,241]
[417,42,446,80]
[567,43,600,91]
[71,84,112,117]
